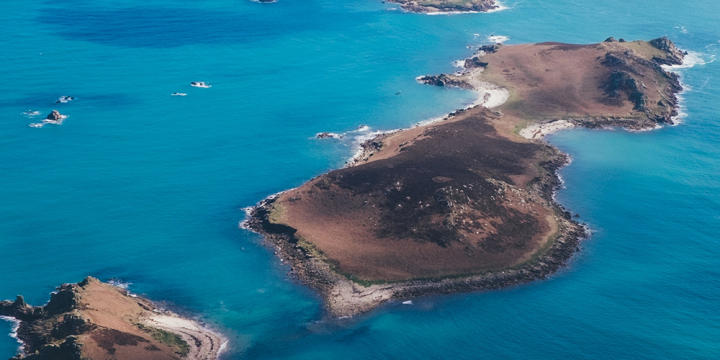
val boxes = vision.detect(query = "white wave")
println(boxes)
[662,51,708,70]
[488,35,509,44]
[190,82,211,88]
[413,114,448,128]
[171,93,187,96]
[315,132,344,139]
[402,300,413,305]
[346,129,400,165]
[22,110,40,117]
[1,315,24,354]
[108,278,132,290]
[29,114,68,128]
[218,340,229,357]
[55,96,74,104]
[661,49,713,124]
[485,1,509,13]
[671,90,688,124]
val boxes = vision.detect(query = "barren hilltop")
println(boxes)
[0,277,224,360]
[247,37,685,317]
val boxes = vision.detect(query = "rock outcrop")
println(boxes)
[1,277,224,360]
[417,74,473,89]
[45,110,64,121]
[650,36,686,65]
[387,0,498,13]
[604,70,647,111]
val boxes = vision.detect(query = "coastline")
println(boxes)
[385,0,505,14]
[244,38,687,318]
[0,316,23,355]
[245,157,586,317]
[0,277,226,360]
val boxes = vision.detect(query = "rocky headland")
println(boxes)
[245,37,685,317]
[0,277,224,360]
[386,0,499,13]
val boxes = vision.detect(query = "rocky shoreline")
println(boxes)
[245,151,586,317]
[385,0,499,14]
[0,277,224,360]
[244,37,686,318]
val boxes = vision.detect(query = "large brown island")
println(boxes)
[246,37,686,317]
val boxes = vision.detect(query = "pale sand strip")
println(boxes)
[142,313,227,360]
[519,120,576,140]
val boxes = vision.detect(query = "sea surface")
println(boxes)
[1,0,719,358]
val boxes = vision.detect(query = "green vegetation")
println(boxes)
[268,203,285,224]
[138,325,190,357]
[296,236,326,260]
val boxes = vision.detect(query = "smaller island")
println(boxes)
[386,0,499,13]
[0,277,224,360]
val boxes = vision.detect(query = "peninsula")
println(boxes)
[0,277,224,360]
[246,37,685,317]
[386,0,499,13]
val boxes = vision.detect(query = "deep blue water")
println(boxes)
[1,0,719,358]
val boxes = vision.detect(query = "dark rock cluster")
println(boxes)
[389,0,498,13]
[417,74,473,89]
[0,278,102,360]
[45,110,64,121]
[650,36,687,65]
[605,70,647,111]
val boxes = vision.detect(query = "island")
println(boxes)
[0,277,224,360]
[245,37,686,317]
[386,0,499,13]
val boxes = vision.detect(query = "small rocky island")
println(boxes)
[386,0,499,13]
[246,37,685,317]
[0,277,224,360]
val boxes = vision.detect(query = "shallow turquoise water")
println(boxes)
[1,0,719,358]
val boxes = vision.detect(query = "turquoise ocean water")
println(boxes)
[1,0,719,358]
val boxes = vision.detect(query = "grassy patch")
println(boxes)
[138,325,190,357]
[268,203,285,224]
[296,235,327,261]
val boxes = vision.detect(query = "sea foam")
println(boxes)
[662,50,712,124]
[1,315,24,354]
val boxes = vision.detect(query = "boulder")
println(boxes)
[46,110,63,121]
